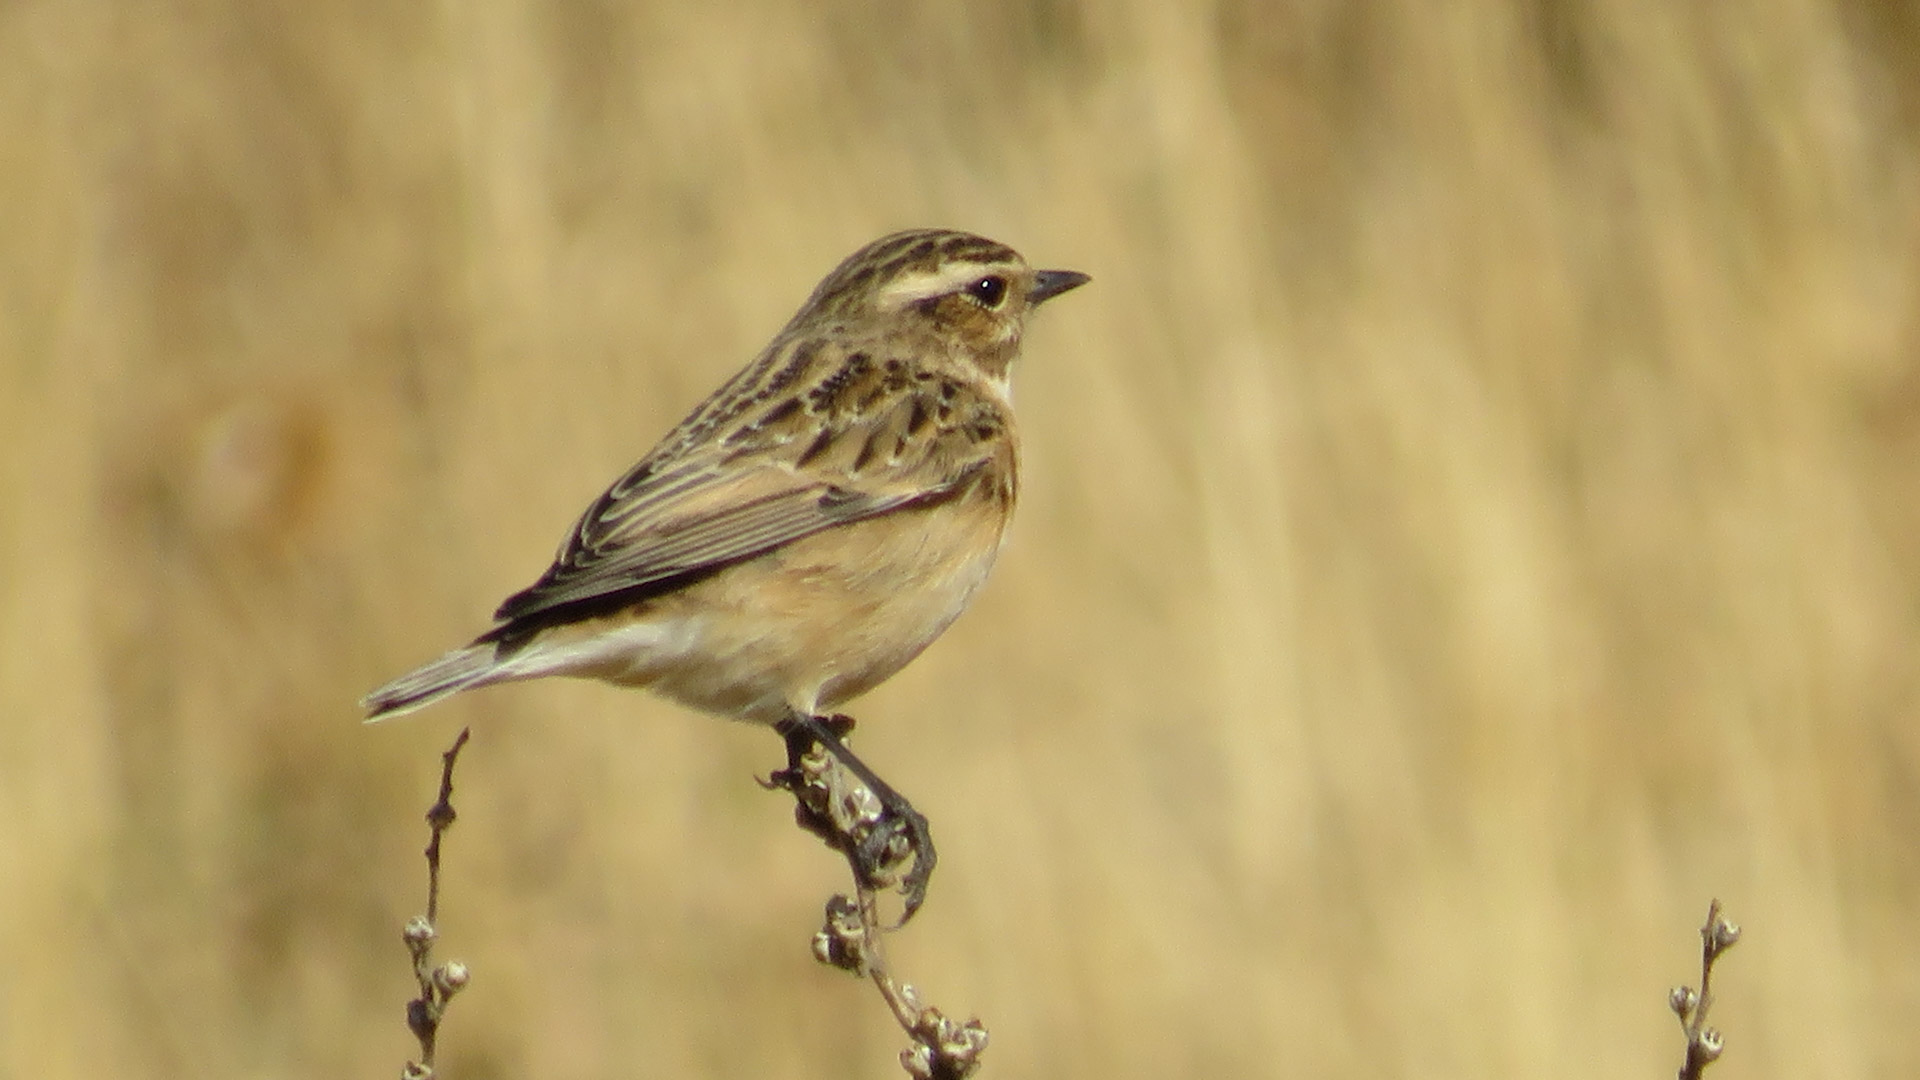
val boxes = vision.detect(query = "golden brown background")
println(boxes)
[5,1,1919,1077]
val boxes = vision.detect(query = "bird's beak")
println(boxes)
[1028,269,1091,306]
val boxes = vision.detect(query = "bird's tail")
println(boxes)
[362,643,504,722]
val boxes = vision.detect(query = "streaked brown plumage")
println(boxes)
[364,229,1088,726]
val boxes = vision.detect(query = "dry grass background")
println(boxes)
[4,1,1919,1076]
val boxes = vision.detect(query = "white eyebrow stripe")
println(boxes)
[877,261,1015,308]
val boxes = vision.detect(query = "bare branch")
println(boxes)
[402,728,474,1080]
[772,725,988,1079]
[1671,898,1741,1080]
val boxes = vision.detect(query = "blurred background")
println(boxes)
[5,1,1919,1076]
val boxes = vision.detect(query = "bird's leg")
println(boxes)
[765,714,854,849]
[769,711,937,925]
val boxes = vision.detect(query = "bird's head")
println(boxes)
[797,229,1089,378]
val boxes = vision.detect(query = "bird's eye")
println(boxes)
[967,275,1009,308]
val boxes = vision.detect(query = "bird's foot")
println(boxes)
[767,712,936,926]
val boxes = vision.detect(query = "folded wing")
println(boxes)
[483,372,1005,641]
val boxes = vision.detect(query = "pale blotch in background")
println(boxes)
[4,2,1919,1078]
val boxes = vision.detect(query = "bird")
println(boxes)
[363,228,1088,917]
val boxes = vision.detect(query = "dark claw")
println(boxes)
[861,799,935,923]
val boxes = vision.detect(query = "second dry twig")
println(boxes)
[402,727,474,1080]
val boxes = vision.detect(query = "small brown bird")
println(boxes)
[363,229,1087,914]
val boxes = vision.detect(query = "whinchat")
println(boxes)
[364,228,1087,748]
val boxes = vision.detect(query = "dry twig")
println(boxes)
[401,728,473,1080]
[771,728,988,1079]
[1671,898,1741,1080]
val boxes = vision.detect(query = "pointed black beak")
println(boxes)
[1028,269,1091,306]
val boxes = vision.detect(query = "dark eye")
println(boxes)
[967,275,1008,308]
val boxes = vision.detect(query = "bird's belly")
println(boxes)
[613,503,1008,723]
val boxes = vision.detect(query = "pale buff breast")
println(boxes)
[587,489,1011,724]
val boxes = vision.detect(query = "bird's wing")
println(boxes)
[486,361,1009,633]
